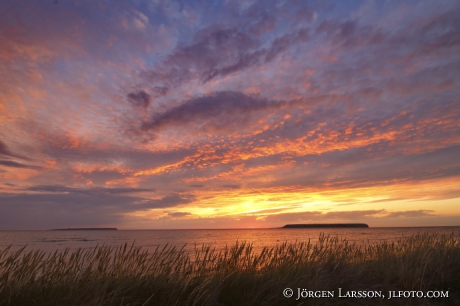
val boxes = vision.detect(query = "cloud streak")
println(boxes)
[140,24,310,92]
[141,91,290,132]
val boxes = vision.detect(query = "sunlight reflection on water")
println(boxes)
[1,227,459,254]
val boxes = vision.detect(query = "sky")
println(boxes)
[0,0,459,230]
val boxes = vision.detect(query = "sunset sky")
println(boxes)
[1,0,459,230]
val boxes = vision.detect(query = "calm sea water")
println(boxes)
[1,227,459,254]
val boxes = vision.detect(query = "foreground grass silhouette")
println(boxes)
[1,232,459,305]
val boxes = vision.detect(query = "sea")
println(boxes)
[1,226,459,255]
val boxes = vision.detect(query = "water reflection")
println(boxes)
[1,227,459,254]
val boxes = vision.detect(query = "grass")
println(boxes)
[0,232,459,305]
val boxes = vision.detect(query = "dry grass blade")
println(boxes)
[0,232,458,305]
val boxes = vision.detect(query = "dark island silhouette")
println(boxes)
[283,223,369,228]
[51,228,118,231]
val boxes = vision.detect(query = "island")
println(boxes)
[282,223,369,228]
[50,228,118,230]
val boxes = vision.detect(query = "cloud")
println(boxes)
[0,186,195,229]
[140,194,195,210]
[141,26,257,89]
[256,209,440,225]
[26,185,154,195]
[140,24,310,90]
[316,20,384,49]
[0,160,41,169]
[243,209,387,225]
[0,140,14,158]
[127,90,151,108]
[222,184,241,189]
[167,211,192,218]
[384,210,435,218]
[141,91,288,132]
[364,197,408,204]
[1,0,460,229]
[0,140,29,160]
[322,210,387,219]
[24,185,195,210]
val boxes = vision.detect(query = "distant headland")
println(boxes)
[50,228,118,231]
[283,224,369,228]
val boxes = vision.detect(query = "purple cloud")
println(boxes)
[141,91,289,132]
[127,90,151,108]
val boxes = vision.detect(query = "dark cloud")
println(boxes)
[222,184,241,189]
[140,194,195,210]
[413,6,460,55]
[0,140,29,160]
[0,160,41,169]
[152,86,169,96]
[141,26,257,88]
[317,4,460,69]
[0,187,195,229]
[0,140,14,157]
[27,185,155,195]
[199,27,310,83]
[127,90,151,108]
[141,91,288,131]
[141,25,310,88]
[167,212,192,218]
[19,185,196,213]
[0,192,135,229]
